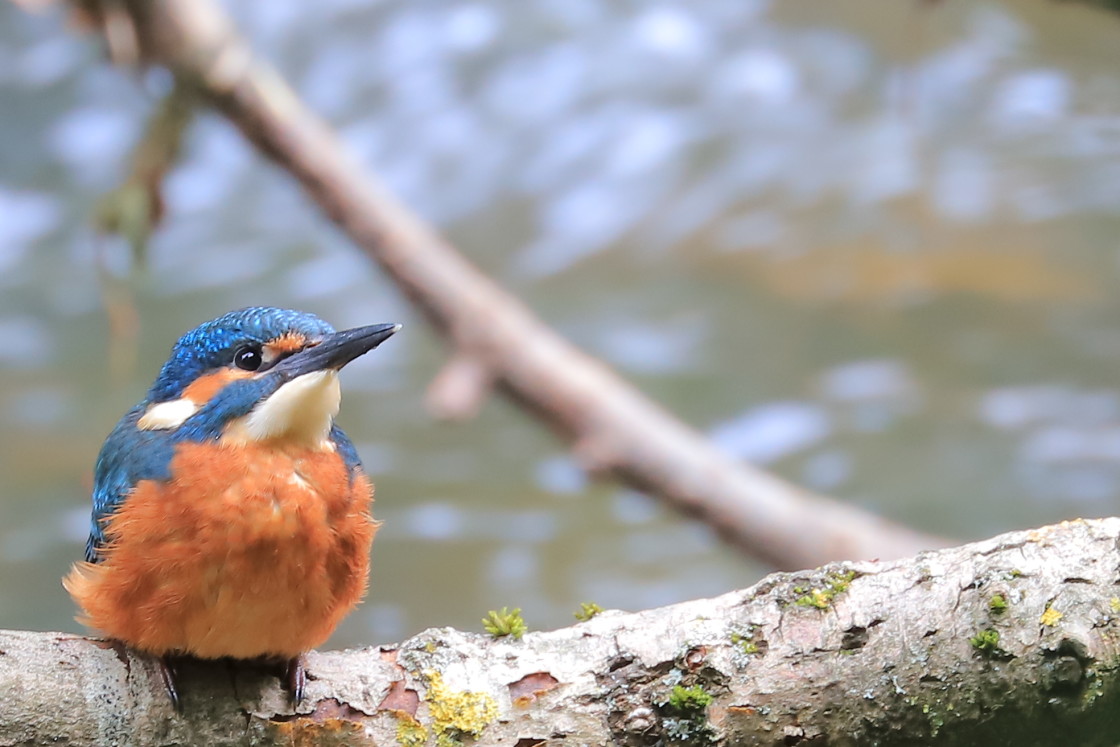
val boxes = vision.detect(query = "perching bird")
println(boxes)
[64,307,399,708]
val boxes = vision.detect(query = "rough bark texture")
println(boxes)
[58,0,948,571]
[4,519,1120,746]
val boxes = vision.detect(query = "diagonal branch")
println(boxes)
[67,0,948,568]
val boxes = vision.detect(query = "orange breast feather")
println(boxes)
[64,442,376,660]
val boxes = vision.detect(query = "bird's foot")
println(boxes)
[158,655,182,712]
[285,655,306,706]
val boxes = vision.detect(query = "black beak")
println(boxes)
[274,323,400,379]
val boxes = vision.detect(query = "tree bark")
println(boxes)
[3,518,1120,746]
[54,0,949,571]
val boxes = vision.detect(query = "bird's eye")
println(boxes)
[233,345,263,371]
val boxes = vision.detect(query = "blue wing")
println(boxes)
[330,424,364,478]
[85,405,176,563]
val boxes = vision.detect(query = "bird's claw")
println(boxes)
[285,655,306,706]
[158,655,181,712]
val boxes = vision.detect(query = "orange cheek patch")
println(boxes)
[182,368,255,405]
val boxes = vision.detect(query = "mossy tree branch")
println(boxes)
[4,519,1120,745]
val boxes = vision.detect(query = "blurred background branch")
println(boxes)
[93,81,193,262]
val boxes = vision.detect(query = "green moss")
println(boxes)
[574,602,603,622]
[730,632,759,656]
[794,570,857,609]
[424,670,499,747]
[832,570,857,592]
[795,589,831,609]
[989,594,1008,614]
[925,704,945,737]
[482,607,527,639]
[1083,667,1106,704]
[668,684,712,711]
[658,684,717,745]
[906,695,957,738]
[970,629,999,650]
[970,628,1007,658]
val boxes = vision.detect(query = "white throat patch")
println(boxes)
[223,370,341,448]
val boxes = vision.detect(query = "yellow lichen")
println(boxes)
[1040,606,1063,627]
[394,713,428,747]
[1110,597,1120,614]
[425,670,499,746]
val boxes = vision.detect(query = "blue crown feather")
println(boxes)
[148,307,336,402]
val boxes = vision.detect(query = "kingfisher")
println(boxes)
[64,306,399,708]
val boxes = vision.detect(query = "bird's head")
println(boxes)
[136,307,399,448]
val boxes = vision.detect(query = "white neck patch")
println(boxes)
[137,398,199,430]
[223,370,342,449]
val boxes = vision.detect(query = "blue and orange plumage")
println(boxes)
[63,307,399,703]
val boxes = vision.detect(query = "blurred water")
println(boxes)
[2,0,1120,648]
